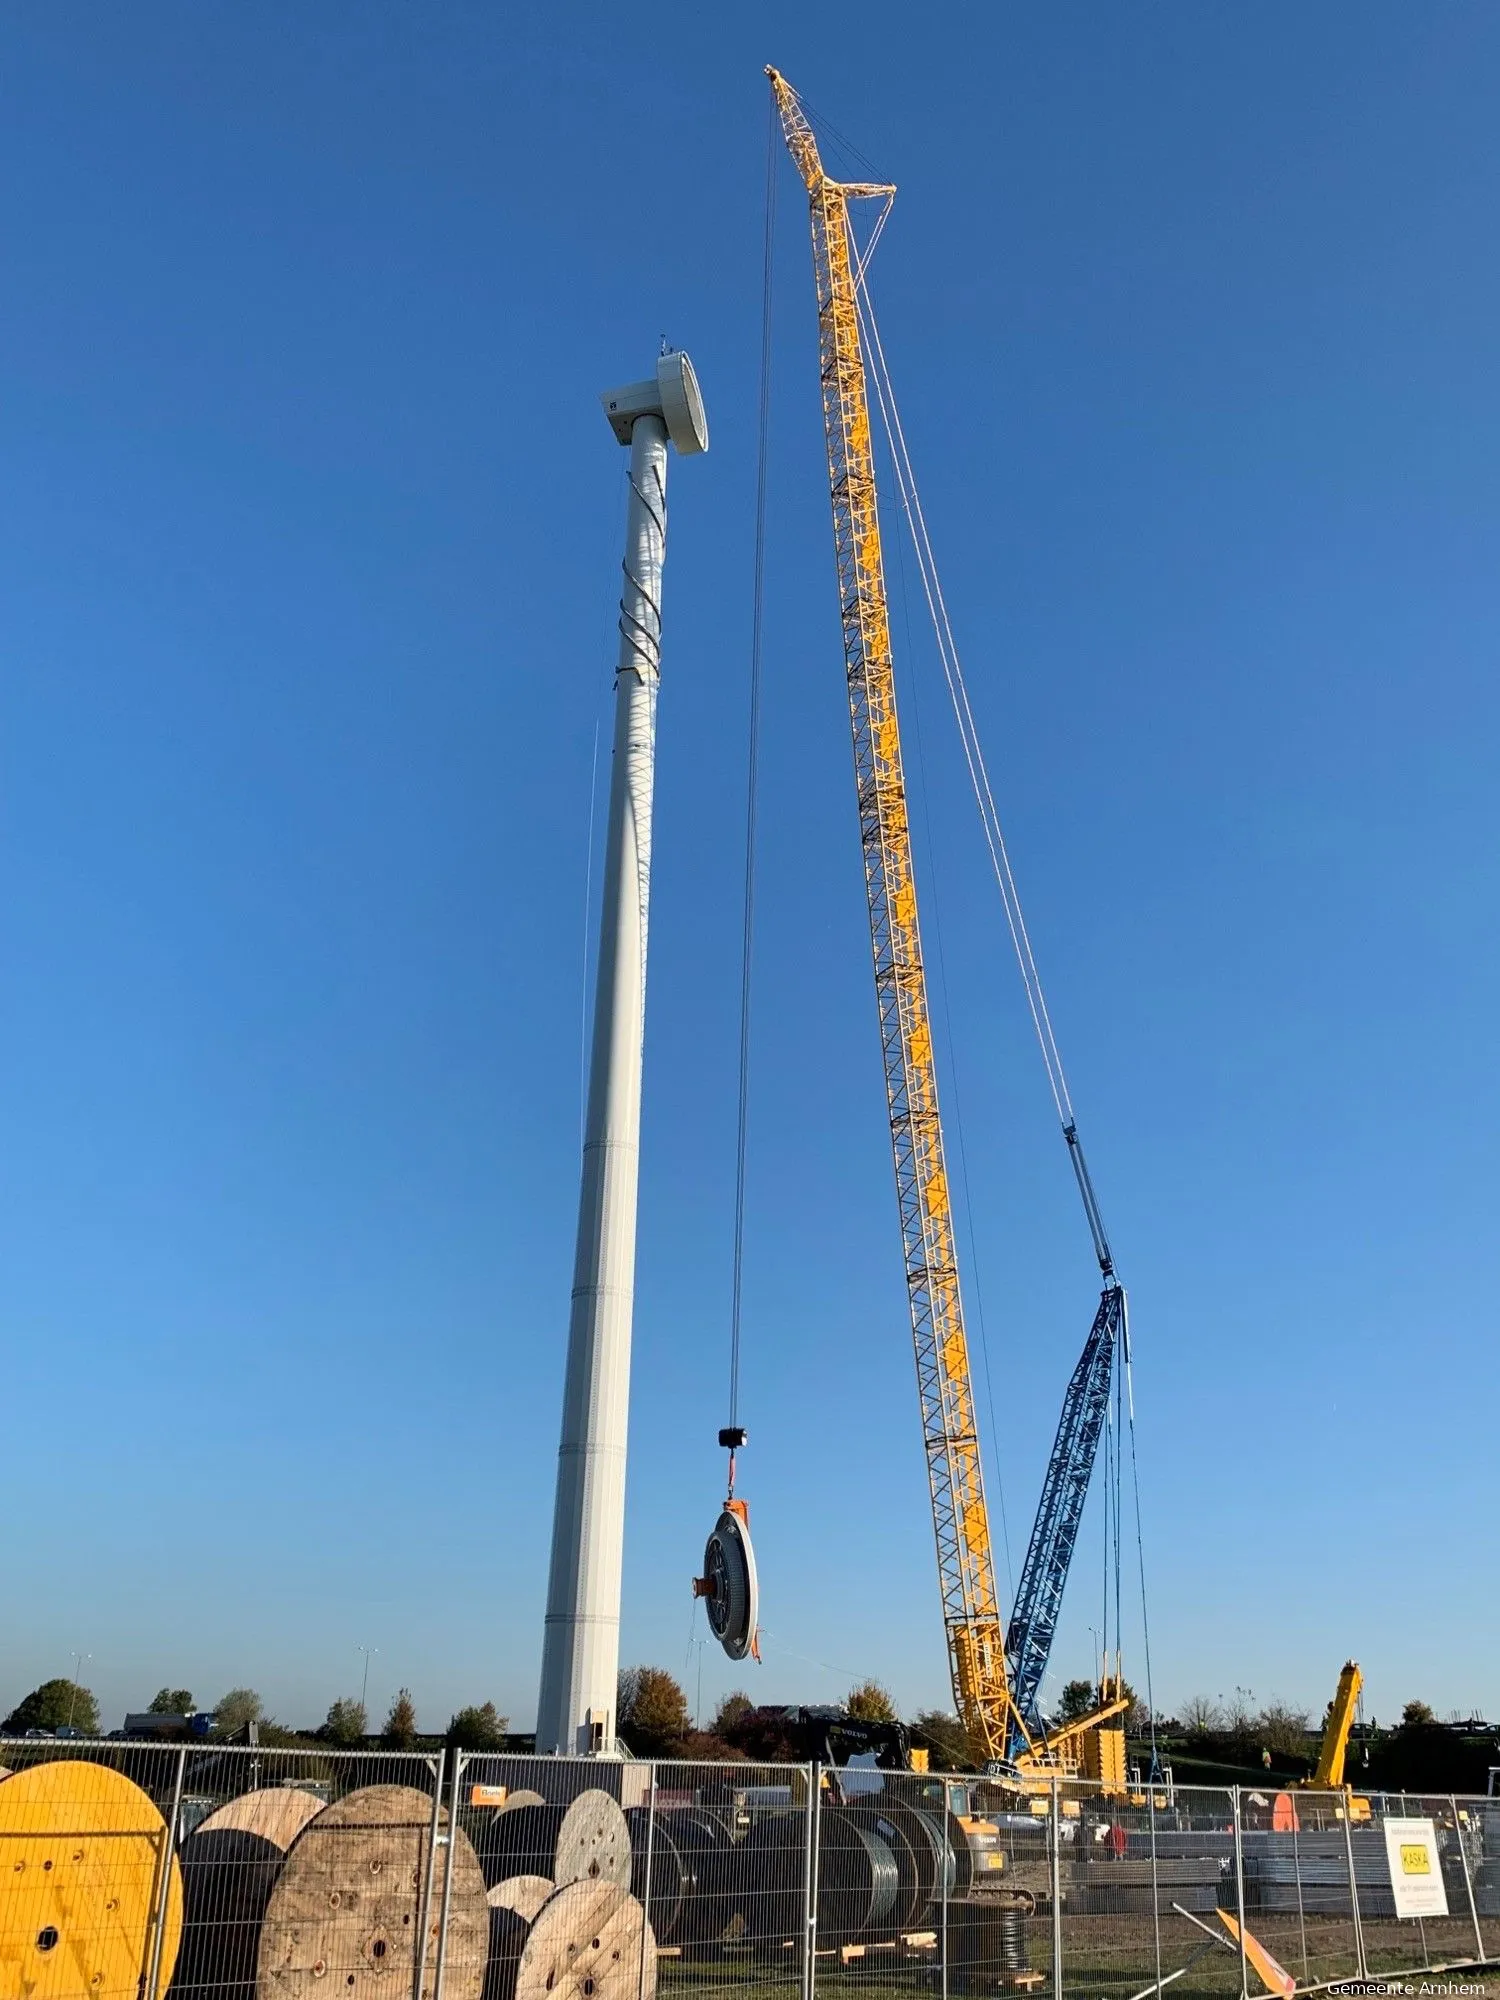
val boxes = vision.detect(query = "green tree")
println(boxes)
[617,1666,690,1754]
[1056,1678,1141,1727]
[845,1680,898,1723]
[323,1697,368,1745]
[710,1692,753,1739]
[1057,1679,1096,1723]
[383,1688,418,1749]
[1180,1694,1224,1735]
[214,1689,264,1735]
[149,1688,195,1715]
[3,1678,101,1735]
[447,1702,507,1751]
[1400,1700,1437,1729]
[911,1709,979,1771]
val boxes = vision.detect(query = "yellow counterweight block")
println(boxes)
[0,1761,183,2000]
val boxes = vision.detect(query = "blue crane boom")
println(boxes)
[1006,1282,1123,1731]
[1006,1123,1124,1744]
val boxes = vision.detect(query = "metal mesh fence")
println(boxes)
[3,1744,1494,2000]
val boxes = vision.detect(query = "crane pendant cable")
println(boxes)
[849,214,1159,1749]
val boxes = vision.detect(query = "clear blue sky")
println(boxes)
[2,3,1496,1739]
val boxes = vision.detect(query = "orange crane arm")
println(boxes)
[767,67,1027,1763]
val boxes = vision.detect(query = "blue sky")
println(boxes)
[1,3,1496,1739]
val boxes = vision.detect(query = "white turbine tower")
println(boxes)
[536,351,708,1757]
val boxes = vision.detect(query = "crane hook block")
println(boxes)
[693,1503,760,1662]
[718,1427,748,1450]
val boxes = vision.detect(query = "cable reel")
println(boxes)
[693,1428,761,1662]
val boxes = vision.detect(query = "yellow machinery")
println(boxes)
[1293,1659,1370,1819]
[1311,1660,1363,1789]
[767,68,1126,1782]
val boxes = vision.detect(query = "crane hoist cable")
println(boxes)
[692,95,779,1670]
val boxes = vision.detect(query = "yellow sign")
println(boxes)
[1399,1843,1431,1875]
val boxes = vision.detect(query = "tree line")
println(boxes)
[0,1678,509,1751]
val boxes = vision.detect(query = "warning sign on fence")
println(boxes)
[1382,1816,1449,1919]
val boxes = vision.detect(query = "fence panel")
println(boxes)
[1048,1780,1247,2000]
[1231,1784,1365,1991]
[1348,1792,1491,1981]
[0,1740,456,2000]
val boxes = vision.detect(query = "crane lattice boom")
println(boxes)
[768,68,1027,1763]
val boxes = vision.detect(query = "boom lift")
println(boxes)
[767,69,1131,1779]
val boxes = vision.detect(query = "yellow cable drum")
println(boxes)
[0,1760,184,2000]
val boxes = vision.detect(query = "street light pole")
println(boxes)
[67,1653,92,1731]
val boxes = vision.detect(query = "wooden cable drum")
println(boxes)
[512,1883,655,2000]
[198,1791,329,1850]
[0,1758,184,2000]
[494,1794,544,1814]
[174,1788,329,2000]
[623,1807,736,1950]
[485,1880,552,1922]
[480,1880,551,2000]
[473,1793,629,1895]
[256,1785,487,2000]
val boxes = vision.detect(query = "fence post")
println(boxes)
[637,1763,656,2000]
[1050,1779,1063,2000]
[801,1763,820,2000]
[1230,1788,1250,2000]
[940,1779,951,2000]
[1450,1794,1486,1963]
[144,1746,188,2000]
[1289,1796,1309,1985]
[1340,1795,1368,1980]
[431,1750,463,2000]
[1146,1771,1163,2000]
[414,1752,446,2000]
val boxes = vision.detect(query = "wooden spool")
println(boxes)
[475,1792,630,1894]
[512,1883,655,2000]
[199,1789,329,1850]
[486,1879,552,1921]
[480,1878,552,2000]
[175,1788,329,2000]
[0,1758,184,2000]
[496,1793,544,1815]
[256,1784,488,2000]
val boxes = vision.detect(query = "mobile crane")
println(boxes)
[767,69,1131,1781]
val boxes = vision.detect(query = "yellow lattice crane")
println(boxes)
[767,67,1032,1766]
